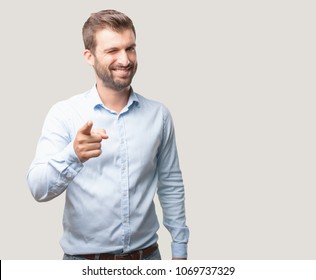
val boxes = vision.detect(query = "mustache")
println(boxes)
[111,63,134,70]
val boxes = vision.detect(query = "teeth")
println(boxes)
[114,67,130,70]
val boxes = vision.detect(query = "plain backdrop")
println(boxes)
[1,0,315,259]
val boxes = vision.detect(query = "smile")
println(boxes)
[112,67,132,77]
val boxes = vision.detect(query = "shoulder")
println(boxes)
[53,90,89,109]
[134,92,172,120]
[48,89,91,115]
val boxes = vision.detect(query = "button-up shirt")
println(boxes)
[27,86,189,258]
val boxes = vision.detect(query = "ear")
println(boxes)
[83,49,95,66]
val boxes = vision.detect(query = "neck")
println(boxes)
[96,81,131,113]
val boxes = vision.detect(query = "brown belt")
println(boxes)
[79,243,158,260]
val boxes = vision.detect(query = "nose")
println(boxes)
[117,50,130,66]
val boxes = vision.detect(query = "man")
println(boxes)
[27,9,189,260]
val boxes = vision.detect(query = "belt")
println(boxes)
[79,243,158,260]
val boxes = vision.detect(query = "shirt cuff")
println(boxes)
[63,142,83,173]
[172,242,188,259]
[49,142,83,177]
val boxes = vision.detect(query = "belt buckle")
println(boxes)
[114,253,129,260]
[114,250,143,260]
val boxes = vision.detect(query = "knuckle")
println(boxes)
[95,149,102,157]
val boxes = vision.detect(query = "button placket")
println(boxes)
[118,116,130,251]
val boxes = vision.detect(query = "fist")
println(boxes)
[74,121,109,162]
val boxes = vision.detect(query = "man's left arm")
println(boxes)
[157,106,189,260]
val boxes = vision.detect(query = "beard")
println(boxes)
[94,58,137,91]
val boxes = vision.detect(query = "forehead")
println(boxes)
[95,28,136,50]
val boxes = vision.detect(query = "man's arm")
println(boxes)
[157,106,189,259]
[27,104,107,202]
[27,104,82,201]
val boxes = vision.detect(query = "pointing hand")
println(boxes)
[74,121,109,162]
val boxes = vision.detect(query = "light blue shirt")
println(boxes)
[27,86,189,258]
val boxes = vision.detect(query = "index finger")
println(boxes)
[80,121,93,135]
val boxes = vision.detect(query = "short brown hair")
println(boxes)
[82,9,136,54]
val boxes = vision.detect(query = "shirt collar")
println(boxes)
[86,85,140,111]
[126,87,140,109]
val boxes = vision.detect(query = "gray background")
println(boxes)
[0,0,315,259]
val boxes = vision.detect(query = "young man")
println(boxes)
[27,9,189,260]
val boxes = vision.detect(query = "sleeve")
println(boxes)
[27,103,83,202]
[156,106,190,259]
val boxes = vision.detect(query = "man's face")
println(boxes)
[92,28,137,91]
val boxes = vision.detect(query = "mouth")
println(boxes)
[112,66,132,78]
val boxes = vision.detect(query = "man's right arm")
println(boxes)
[27,104,83,202]
[27,104,108,202]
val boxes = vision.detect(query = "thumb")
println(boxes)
[80,120,93,135]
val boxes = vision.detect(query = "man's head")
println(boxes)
[83,10,137,92]
[83,9,136,55]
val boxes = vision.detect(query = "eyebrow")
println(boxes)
[103,43,136,53]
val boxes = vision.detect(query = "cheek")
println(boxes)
[130,53,137,62]
[95,55,115,68]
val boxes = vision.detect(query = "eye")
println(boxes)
[127,46,136,52]
[107,49,117,54]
